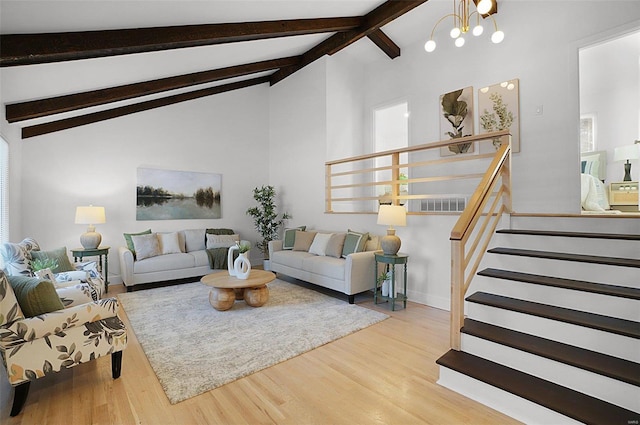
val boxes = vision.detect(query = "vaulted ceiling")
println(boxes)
[0,0,495,139]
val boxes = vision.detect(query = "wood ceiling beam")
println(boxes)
[7,56,300,122]
[269,0,428,85]
[366,29,400,59]
[22,76,270,139]
[0,17,362,67]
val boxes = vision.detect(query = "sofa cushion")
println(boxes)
[293,231,316,251]
[308,233,332,256]
[184,229,206,252]
[133,252,196,274]
[271,250,314,270]
[325,233,346,258]
[342,230,369,258]
[301,256,345,281]
[158,232,183,255]
[123,229,152,259]
[132,234,161,260]
[282,226,306,250]
[31,246,75,273]
[191,250,210,267]
[8,275,64,317]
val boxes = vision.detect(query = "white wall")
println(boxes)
[268,1,640,309]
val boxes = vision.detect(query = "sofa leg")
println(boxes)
[348,294,355,304]
[10,382,30,416]
[112,351,123,379]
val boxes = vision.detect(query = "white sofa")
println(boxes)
[118,228,240,291]
[268,230,379,304]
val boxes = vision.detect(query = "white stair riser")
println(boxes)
[461,334,640,412]
[466,303,640,363]
[492,233,639,259]
[437,367,582,425]
[508,216,640,235]
[470,276,640,321]
[480,254,639,288]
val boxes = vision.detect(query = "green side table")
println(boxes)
[374,252,408,311]
[71,246,110,293]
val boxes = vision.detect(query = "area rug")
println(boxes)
[118,279,388,404]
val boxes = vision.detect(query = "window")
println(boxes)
[373,101,409,204]
[0,137,8,243]
[580,113,596,152]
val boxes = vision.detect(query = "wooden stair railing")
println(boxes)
[449,132,512,350]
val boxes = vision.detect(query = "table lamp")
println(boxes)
[75,205,106,249]
[377,205,406,255]
[613,143,640,182]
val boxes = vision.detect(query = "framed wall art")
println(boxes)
[478,78,520,153]
[439,86,475,157]
[136,167,222,220]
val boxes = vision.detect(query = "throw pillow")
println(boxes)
[341,230,369,258]
[0,270,25,321]
[183,229,206,252]
[325,233,347,258]
[158,232,183,255]
[206,233,240,249]
[308,233,333,256]
[205,228,235,236]
[131,233,161,260]
[123,229,152,259]
[7,275,64,317]
[0,238,41,277]
[293,231,317,252]
[283,226,306,250]
[31,247,75,273]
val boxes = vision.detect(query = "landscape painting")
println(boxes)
[136,167,222,220]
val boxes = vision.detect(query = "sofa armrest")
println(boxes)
[344,251,376,295]
[0,298,120,345]
[118,246,135,286]
[268,240,283,259]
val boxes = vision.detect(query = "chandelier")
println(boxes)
[424,0,504,52]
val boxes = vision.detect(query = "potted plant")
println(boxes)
[246,185,291,269]
[377,271,391,297]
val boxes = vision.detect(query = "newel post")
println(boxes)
[450,239,465,350]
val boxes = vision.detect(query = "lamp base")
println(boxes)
[80,226,101,249]
[380,229,401,256]
[623,161,632,181]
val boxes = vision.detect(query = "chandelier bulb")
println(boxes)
[477,0,492,15]
[424,39,437,53]
[450,27,461,39]
[491,30,505,44]
[455,36,465,47]
[472,24,484,36]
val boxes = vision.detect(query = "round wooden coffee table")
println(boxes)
[200,270,276,311]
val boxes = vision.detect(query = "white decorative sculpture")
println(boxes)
[234,252,251,280]
[227,244,238,276]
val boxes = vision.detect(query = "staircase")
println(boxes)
[437,215,640,424]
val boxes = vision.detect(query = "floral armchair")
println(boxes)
[0,239,127,416]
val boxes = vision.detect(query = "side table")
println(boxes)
[71,246,110,293]
[374,252,408,311]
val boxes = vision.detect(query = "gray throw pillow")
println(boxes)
[131,233,161,260]
[341,230,369,258]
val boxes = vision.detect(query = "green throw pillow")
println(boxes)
[283,226,306,250]
[341,230,369,258]
[124,229,152,258]
[31,247,75,273]
[205,228,235,236]
[8,275,64,317]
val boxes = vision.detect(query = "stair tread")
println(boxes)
[436,350,638,425]
[466,292,640,339]
[496,228,640,241]
[462,319,640,386]
[487,247,640,268]
[478,268,640,300]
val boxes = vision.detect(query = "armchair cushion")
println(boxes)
[7,276,64,317]
[30,247,75,273]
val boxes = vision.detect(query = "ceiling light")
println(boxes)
[424,0,504,53]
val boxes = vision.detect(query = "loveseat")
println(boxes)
[118,228,243,291]
[268,229,379,303]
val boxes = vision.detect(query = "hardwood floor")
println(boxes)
[1,280,520,424]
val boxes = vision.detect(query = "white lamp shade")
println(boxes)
[377,205,407,227]
[614,144,640,162]
[75,206,106,225]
